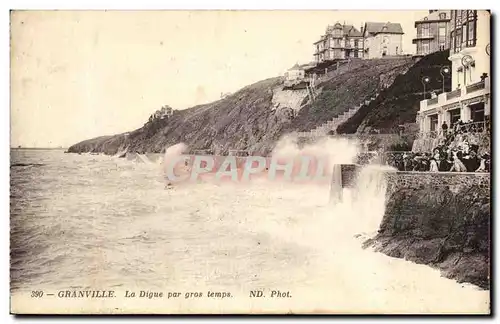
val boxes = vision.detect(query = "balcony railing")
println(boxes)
[446,89,461,100]
[454,120,490,134]
[427,97,438,106]
[466,80,485,94]
[416,130,439,139]
[418,120,490,139]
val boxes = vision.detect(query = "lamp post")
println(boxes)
[440,66,450,94]
[421,76,430,100]
[461,54,473,86]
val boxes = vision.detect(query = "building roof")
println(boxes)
[324,23,363,37]
[300,62,316,69]
[315,23,362,44]
[415,10,451,25]
[288,62,316,71]
[343,24,363,37]
[364,22,404,35]
[313,35,326,44]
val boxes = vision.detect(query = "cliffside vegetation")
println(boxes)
[336,50,452,134]
[68,57,416,155]
[287,58,413,132]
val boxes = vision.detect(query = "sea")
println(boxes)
[9,148,490,314]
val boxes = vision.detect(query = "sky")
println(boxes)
[10,10,428,148]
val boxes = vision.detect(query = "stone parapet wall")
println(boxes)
[338,164,490,196]
[384,171,490,195]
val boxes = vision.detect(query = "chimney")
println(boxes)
[360,24,364,35]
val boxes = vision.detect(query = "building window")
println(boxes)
[439,26,446,37]
[455,27,462,52]
[422,41,430,54]
[450,31,454,53]
[354,39,359,48]
[449,109,461,124]
[429,115,438,132]
[335,49,342,59]
[451,10,476,53]
[438,25,447,50]
[467,19,476,46]
[462,24,467,47]
[421,23,430,37]
[439,12,447,19]
[354,50,358,58]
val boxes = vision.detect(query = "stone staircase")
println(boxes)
[296,92,380,138]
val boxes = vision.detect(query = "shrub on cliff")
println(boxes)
[68,58,415,155]
[337,50,452,134]
[288,58,413,132]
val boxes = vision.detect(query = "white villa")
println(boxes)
[285,64,305,82]
[363,22,404,59]
[283,62,315,87]
[417,10,490,134]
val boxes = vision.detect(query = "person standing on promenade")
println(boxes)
[441,121,448,136]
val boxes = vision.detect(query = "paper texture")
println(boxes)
[10,10,491,314]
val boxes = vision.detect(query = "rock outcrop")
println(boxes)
[68,57,415,155]
[365,180,490,289]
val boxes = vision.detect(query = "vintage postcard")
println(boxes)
[10,9,491,314]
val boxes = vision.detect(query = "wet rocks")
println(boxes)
[367,184,490,289]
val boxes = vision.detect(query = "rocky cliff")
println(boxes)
[68,57,415,155]
[365,173,490,289]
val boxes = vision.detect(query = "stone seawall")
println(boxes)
[338,164,490,196]
[384,171,490,195]
[338,166,491,289]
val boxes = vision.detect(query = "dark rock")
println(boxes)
[366,184,490,289]
[67,58,416,156]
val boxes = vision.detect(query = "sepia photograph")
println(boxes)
[9,8,491,315]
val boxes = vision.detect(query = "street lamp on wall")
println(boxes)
[486,43,490,56]
[440,66,450,93]
[461,54,474,86]
[421,76,430,100]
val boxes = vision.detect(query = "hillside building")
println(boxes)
[413,10,451,56]
[285,63,305,83]
[284,62,316,88]
[417,10,490,134]
[313,22,364,63]
[363,22,404,59]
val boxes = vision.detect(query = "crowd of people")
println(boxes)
[355,118,490,173]
[384,118,490,173]
[384,148,490,173]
